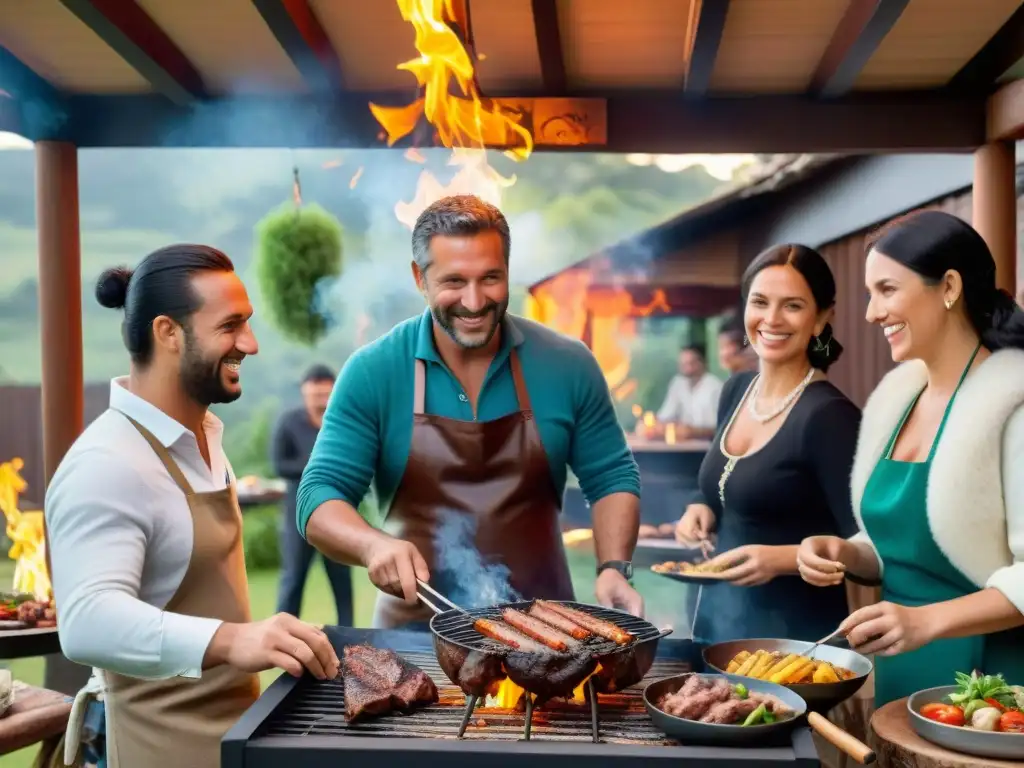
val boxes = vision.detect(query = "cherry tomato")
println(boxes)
[920,703,966,727]
[998,710,1024,733]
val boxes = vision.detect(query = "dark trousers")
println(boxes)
[277,513,354,626]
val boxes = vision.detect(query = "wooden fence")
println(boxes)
[0,383,109,506]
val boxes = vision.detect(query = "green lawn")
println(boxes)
[0,542,687,767]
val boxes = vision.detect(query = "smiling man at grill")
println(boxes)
[298,194,643,628]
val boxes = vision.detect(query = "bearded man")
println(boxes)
[298,195,643,628]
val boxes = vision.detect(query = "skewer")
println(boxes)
[457,694,478,739]
[587,677,599,743]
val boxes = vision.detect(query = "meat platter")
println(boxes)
[0,592,56,630]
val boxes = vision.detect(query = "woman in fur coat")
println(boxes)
[797,211,1024,707]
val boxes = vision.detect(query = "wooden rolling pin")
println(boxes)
[808,711,876,764]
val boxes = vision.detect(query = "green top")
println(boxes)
[295,310,641,536]
[861,344,1024,705]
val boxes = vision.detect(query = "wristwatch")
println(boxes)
[597,560,633,581]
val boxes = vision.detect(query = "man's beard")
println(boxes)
[431,297,508,350]
[180,327,240,406]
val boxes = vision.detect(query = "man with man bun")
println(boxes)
[46,245,338,767]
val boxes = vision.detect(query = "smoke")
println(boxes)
[431,510,521,609]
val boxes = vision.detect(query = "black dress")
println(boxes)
[692,372,861,644]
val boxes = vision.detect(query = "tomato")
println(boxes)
[999,710,1024,733]
[920,703,966,727]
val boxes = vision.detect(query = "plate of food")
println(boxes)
[650,559,730,583]
[643,672,805,745]
[908,671,1024,759]
[703,638,872,713]
[0,591,56,631]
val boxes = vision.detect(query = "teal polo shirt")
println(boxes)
[296,309,640,536]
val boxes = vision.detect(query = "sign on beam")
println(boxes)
[489,97,607,147]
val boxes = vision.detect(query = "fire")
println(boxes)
[524,271,670,403]
[0,458,51,600]
[486,668,600,709]
[371,0,533,228]
[349,166,364,189]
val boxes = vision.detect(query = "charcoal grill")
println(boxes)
[222,627,821,768]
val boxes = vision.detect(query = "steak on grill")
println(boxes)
[342,644,439,722]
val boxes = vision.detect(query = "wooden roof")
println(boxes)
[2,0,1024,151]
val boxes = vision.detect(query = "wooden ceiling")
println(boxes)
[1,0,1024,151]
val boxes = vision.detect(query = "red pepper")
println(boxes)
[998,710,1024,733]
[920,703,966,727]
[985,698,1007,712]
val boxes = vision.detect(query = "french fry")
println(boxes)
[765,653,799,679]
[783,661,816,685]
[735,650,763,676]
[813,663,840,684]
[726,651,751,673]
[749,651,779,679]
[769,657,807,684]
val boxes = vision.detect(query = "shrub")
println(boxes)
[255,203,344,346]
[243,504,282,571]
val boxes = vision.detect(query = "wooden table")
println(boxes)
[870,698,1024,767]
[0,682,73,756]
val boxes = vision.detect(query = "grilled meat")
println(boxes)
[660,678,732,720]
[535,600,633,645]
[501,609,577,652]
[342,645,438,722]
[527,603,591,640]
[504,649,597,705]
[473,619,551,653]
[657,675,794,725]
[700,698,760,724]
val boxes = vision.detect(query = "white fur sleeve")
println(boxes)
[986,406,1024,615]
[847,530,884,577]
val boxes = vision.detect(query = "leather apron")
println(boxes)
[102,417,260,768]
[373,348,575,627]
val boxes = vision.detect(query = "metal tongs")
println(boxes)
[803,626,844,659]
[415,579,466,616]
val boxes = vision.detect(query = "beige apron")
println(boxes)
[102,417,260,768]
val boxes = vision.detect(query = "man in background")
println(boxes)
[272,365,353,625]
[638,344,723,441]
[717,318,758,375]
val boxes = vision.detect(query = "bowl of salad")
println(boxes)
[908,672,1024,759]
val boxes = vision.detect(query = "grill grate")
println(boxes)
[259,649,690,744]
[431,600,665,655]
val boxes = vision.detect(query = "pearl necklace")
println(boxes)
[746,367,816,424]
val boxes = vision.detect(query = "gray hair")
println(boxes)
[411,195,511,272]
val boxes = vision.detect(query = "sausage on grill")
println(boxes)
[501,609,577,652]
[534,600,633,645]
[527,603,591,640]
[473,619,551,653]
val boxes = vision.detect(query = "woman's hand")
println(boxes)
[675,504,716,549]
[706,545,794,587]
[796,535,849,587]
[839,601,939,656]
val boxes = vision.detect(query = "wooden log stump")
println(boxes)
[870,698,1024,768]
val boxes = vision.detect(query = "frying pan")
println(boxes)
[417,584,671,702]
[702,637,872,714]
[644,672,876,763]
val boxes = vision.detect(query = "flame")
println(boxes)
[371,0,533,228]
[349,166,364,189]
[0,459,52,600]
[525,271,670,402]
[486,666,601,709]
[642,411,655,428]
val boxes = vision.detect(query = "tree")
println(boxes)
[255,203,344,346]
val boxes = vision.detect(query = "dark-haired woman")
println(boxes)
[674,244,861,644]
[798,211,1024,706]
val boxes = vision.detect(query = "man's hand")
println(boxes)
[206,614,339,679]
[363,535,430,605]
[595,569,644,617]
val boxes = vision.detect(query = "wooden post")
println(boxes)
[35,140,90,694]
[972,141,1017,295]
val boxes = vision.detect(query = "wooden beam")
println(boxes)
[949,2,1024,93]
[251,0,344,92]
[58,0,205,105]
[0,47,69,137]
[810,0,910,97]
[987,77,1024,141]
[530,0,567,95]
[684,0,730,97]
[49,90,985,153]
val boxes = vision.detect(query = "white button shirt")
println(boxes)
[656,372,724,431]
[45,378,235,680]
